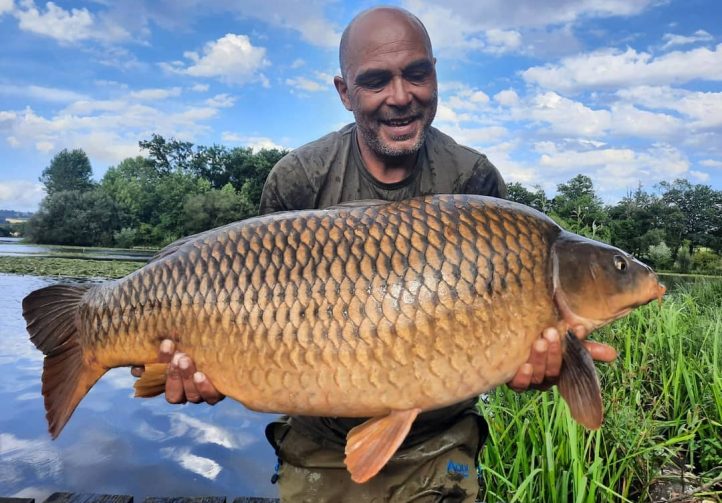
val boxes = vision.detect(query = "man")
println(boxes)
[135,6,616,502]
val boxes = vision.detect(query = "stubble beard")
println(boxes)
[356,97,437,159]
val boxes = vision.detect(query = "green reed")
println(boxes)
[478,279,722,502]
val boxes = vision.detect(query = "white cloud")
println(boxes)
[290,58,306,69]
[190,83,209,92]
[700,159,722,169]
[408,0,657,30]
[689,170,710,182]
[162,34,269,86]
[286,71,334,94]
[129,87,182,100]
[662,30,714,50]
[523,44,722,92]
[0,84,87,103]
[286,76,325,93]
[220,132,287,151]
[534,142,690,193]
[0,181,45,211]
[0,0,14,15]
[485,29,523,54]
[617,86,722,129]
[205,93,235,108]
[12,0,129,43]
[494,89,520,106]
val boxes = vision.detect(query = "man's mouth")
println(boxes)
[381,116,418,127]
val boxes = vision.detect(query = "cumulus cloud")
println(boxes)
[205,93,235,108]
[0,0,14,15]
[662,30,714,50]
[12,0,129,43]
[0,181,46,211]
[220,132,287,151]
[616,85,722,129]
[286,71,334,94]
[700,159,722,169]
[161,34,270,86]
[129,87,182,100]
[523,44,722,92]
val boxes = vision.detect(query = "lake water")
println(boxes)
[0,273,279,500]
[0,238,153,262]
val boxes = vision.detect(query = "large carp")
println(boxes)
[23,194,665,483]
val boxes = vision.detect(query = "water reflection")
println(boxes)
[0,273,278,499]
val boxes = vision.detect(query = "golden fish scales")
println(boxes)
[81,195,556,416]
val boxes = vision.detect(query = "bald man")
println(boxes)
[138,6,616,502]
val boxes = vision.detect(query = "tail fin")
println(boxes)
[23,284,107,438]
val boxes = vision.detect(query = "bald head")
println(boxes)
[339,6,433,80]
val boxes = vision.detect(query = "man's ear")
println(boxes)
[334,76,353,111]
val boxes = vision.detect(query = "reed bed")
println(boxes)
[478,280,722,502]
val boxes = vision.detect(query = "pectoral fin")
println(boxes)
[344,408,421,484]
[558,331,603,429]
[133,363,168,398]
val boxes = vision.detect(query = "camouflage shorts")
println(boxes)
[265,412,487,503]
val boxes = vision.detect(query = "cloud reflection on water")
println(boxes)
[160,447,222,481]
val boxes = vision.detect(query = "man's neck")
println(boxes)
[356,131,419,184]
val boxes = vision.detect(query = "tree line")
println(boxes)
[25,136,722,274]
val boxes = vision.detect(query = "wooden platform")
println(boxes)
[0,494,279,503]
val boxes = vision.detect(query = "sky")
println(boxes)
[1,0,721,212]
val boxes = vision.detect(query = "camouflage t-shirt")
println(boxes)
[259,123,507,449]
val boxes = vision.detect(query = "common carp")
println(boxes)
[23,194,665,483]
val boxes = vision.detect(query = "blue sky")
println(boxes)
[1,0,721,211]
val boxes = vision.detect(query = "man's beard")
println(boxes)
[356,99,437,159]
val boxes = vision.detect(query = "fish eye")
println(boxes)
[613,255,627,272]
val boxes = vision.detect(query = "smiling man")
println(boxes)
[142,6,616,502]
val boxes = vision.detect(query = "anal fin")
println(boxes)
[558,330,603,429]
[344,408,421,484]
[133,363,168,398]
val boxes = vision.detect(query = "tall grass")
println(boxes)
[478,280,722,502]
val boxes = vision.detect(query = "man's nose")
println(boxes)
[386,77,413,107]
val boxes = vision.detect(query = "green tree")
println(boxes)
[506,182,549,212]
[674,242,693,273]
[26,189,122,246]
[40,149,94,195]
[551,174,608,240]
[658,179,722,253]
[646,241,672,269]
[183,184,245,234]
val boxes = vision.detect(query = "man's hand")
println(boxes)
[130,340,225,405]
[507,327,617,392]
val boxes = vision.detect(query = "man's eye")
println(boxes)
[405,72,428,82]
[361,79,387,89]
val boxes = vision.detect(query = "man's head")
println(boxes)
[334,7,437,160]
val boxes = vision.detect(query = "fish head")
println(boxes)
[552,232,666,333]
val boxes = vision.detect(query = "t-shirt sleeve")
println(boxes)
[460,156,508,200]
[259,153,317,215]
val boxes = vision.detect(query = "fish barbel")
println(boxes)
[23,194,665,482]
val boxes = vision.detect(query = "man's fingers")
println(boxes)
[158,339,175,363]
[529,339,548,384]
[193,372,225,405]
[507,363,533,392]
[178,356,202,403]
[165,352,187,404]
[543,328,562,379]
[584,341,617,362]
[130,366,144,378]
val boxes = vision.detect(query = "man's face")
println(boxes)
[335,15,437,159]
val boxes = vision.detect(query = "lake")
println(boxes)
[0,273,279,500]
[0,237,153,262]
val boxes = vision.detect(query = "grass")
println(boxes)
[0,255,143,278]
[478,279,722,502]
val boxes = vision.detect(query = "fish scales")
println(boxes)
[74,196,556,417]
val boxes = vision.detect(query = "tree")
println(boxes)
[183,184,245,234]
[658,179,722,253]
[506,182,549,212]
[25,189,122,246]
[40,149,94,195]
[551,174,608,240]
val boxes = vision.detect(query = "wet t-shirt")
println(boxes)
[258,123,507,448]
[260,123,506,214]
